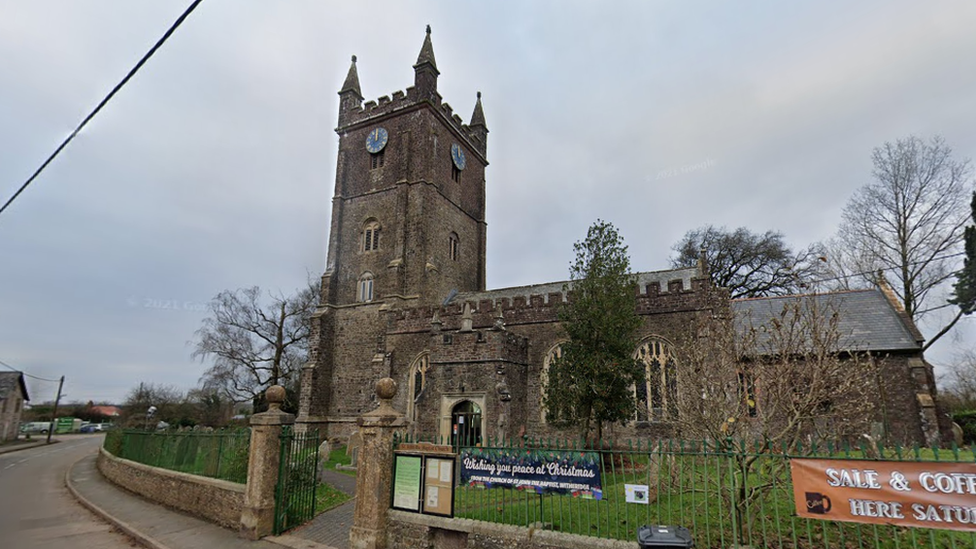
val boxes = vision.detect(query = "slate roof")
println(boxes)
[0,371,29,402]
[732,289,922,353]
[456,267,700,306]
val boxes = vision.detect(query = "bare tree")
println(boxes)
[120,382,187,427]
[193,282,317,403]
[836,135,973,348]
[672,297,878,543]
[939,351,976,413]
[806,237,873,293]
[675,297,876,445]
[670,225,820,299]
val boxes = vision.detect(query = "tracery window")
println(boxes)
[357,272,374,302]
[635,338,677,421]
[363,220,380,252]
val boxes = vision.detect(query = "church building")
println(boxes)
[296,29,948,446]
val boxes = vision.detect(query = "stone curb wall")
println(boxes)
[97,447,245,529]
[388,510,639,549]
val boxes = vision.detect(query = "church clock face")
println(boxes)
[451,143,466,170]
[365,127,388,153]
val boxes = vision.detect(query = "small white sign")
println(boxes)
[625,484,650,504]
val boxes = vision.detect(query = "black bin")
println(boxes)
[637,525,694,548]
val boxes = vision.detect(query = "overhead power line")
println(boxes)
[0,358,61,382]
[0,0,205,219]
[805,251,966,287]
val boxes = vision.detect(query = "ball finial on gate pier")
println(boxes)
[376,377,397,400]
[266,385,286,411]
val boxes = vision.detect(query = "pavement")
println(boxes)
[64,449,361,549]
[0,437,54,455]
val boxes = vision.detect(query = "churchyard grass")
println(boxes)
[450,438,976,549]
[323,444,357,478]
[314,482,350,514]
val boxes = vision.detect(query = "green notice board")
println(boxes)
[392,455,422,511]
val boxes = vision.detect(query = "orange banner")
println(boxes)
[790,459,976,532]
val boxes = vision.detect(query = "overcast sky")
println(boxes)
[2,1,975,405]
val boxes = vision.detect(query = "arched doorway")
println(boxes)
[450,400,482,448]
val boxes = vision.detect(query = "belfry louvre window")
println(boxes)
[451,164,461,183]
[363,221,380,252]
[370,150,385,169]
[358,272,374,302]
[449,233,459,261]
[635,338,677,421]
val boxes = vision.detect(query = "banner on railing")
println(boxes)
[459,447,602,499]
[791,458,976,532]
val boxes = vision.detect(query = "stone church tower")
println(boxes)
[298,27,490,434]
[297,28,947,446]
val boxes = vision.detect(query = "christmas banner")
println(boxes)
[459,447,602,499]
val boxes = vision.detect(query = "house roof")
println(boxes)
[0,371,29,402]
[731,289,923,353]
[90,405,122,417]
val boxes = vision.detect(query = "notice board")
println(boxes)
[423,457,455,516]
[392,445,456,517]
[392,455,422,512]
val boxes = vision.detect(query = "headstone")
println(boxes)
[316,439,333,481]
[347,430,362,468]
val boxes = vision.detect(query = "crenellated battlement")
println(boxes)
[340,86,483,152]
[386,267,714,334]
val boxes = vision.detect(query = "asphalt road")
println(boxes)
[0,434,138,549]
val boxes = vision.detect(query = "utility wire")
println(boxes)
[0,0,205,219]
[0,358,60,382]
[801,251,966,287]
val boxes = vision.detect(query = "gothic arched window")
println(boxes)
[406,353,430,423]
[635,338,677,422]
[358,272,374,302]
[363,220,380,252]
[540,343,563,423]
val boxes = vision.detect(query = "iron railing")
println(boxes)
[104,428,250,484]
[396,434,976,548]
[273,426,321,534]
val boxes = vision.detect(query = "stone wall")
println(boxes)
[97,447,245,529]
[388,511,638,549]
[0,391,24,442]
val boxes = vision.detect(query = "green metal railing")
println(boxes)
[396,434,976,548]
[104,428,250,484]
[273,427,321,534]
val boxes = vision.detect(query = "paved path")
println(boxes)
[287,468,357,548]
[0,434,138,549]
[1,433,361,549]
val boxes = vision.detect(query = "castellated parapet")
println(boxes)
[386,266,713,335]
[339,86,487,158]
